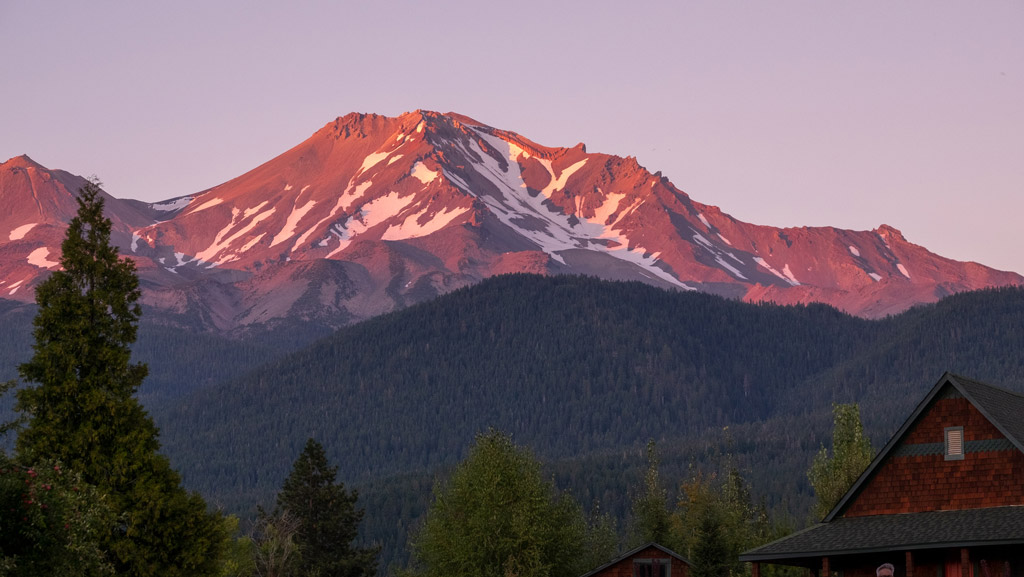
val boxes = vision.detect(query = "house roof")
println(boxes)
[824,372,1024,522]
[579,542,691,577]
[741,373,1024,564]
[740,505,1024,563]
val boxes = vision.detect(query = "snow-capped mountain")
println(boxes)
[3,111,1020,331]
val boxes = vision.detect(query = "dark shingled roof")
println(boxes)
[949,374,1024,453]
[741,506,1024,562]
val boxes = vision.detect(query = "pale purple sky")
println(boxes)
[3,1,1022,272]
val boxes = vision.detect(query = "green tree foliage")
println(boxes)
[217,516,256,577]
[689,506,730,577]
[0,456,114,576]
[579,503,620,573]
[275,438,379,577]
[673,456,778,577]
[13,181,225,576]
[807,403,874,520]
[250,510,302,577]
[410,430,588,577]
[628,440,675,549]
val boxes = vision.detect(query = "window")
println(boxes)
[634,558,671,577]
[945,426,964,460]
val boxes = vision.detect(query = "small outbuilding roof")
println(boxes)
[580,542,691,577]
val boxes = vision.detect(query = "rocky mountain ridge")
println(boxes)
[2,110,1020,331]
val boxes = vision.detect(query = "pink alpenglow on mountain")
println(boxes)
[2,111,1020,331]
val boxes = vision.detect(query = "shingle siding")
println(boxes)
[846,396,1024,517]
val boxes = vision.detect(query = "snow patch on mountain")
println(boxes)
[152,197,192,212]
[698,213,711,228]
[869,272,882,281]
[9,223,37,241]
[537,158,587,198]
[714,254,746,279]
[327,191,416,256]
[454,129,689,289]
[410,162,439,184]
[271,199,317,248]
[381,204,469,241]
[358,150,393,176]
[188,196,224,214]
[848,245,861,257]
[897,263,911,279]
[782,264,800,286]
[239,234,266,254]
[693,233,746,279]
[27,247,59,268]
[296,193,353,249]
[196,205,277,264]
[755,257,799,286]
[243,201,270,219]
[341,180,374,212]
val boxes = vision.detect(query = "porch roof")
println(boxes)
[740,506,1024,563]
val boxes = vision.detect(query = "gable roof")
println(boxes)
[822,372,1024,522]
[740,505,1024,564]
[579,542,691,577]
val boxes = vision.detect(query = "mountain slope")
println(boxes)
[3,111,1020,328]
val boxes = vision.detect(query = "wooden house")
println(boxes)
[581,542,691,577]
[741,373,1024,577]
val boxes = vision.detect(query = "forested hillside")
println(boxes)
[0,303,322,399]
[5,276,1024,572]
[144,275,1024,570]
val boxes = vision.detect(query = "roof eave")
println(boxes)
[741,537,1024,563]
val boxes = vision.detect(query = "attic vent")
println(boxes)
[945,426,964,460]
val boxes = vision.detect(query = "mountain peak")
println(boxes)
[2,114,1020,325]
[3,154,45,169]
[874,224,906,242]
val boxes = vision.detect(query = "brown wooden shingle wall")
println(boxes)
[845,397,1024,517]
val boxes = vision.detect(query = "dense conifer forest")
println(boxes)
[4,275,1024,572]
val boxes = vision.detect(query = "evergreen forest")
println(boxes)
[4,272,1024,573]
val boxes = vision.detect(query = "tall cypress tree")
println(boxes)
[276,438,379,577]
[15,180,225,576]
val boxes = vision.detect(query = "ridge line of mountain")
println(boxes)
[3,110,1020,331]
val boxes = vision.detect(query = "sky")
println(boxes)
[2,1,1022,272]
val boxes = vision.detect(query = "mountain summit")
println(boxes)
[3,111,1020,331]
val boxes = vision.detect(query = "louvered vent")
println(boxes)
[945,426,964,460]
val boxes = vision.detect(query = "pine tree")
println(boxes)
[276,438,379,577]
[14,180,225,576]
[689,506,730,577]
